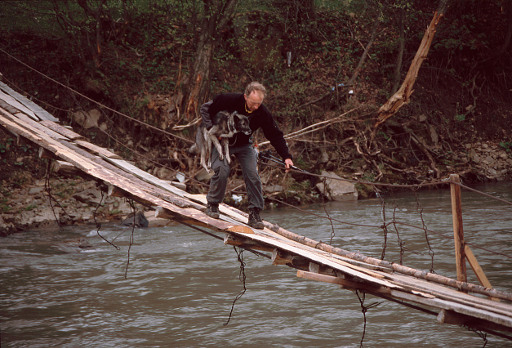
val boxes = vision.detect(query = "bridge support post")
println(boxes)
[450,174,467,282]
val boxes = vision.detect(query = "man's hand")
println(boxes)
[284,158,294,172]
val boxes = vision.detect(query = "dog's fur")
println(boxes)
[190,111,251,172]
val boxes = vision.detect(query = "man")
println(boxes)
[200,82,293,229]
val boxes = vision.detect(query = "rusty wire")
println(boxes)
[224,246,247,326]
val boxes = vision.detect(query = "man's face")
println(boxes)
[244,91,264,112]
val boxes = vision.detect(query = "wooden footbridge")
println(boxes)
[1,80,512,340]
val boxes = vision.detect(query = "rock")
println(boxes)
[73,189,103,205]
[121,211,149,228]
[155,167,173,180]
[315,171,358,201]
[0,216,16,236]
[28,186,45,195]
[71,109,101,129]
[264,184,284,193]
[319,150,329,164]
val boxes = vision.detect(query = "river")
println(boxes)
[1,182,511,347]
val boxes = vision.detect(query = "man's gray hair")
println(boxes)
[245,82,267,97]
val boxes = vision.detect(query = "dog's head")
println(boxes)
[231,112,251,135]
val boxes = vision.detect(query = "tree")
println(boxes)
[183,0,238,120]
[373,0,449,133]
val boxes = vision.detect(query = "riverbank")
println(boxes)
[1,138,510,236]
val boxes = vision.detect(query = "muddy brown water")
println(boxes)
[1,182,511,347]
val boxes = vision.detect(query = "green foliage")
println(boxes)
[0,138,14,153]
[24,204,37,212]
[499,141,512,153]
[454,114,466,122]
[0,199,10,213]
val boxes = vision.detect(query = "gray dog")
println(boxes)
[190,111,251,172]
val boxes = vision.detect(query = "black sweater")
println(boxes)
[201,93,292,160]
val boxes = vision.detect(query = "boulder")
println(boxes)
[121,211,149,228]
[316,171,358,201]
[71,109,101,129]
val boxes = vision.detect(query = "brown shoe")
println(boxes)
[248,208,264,229]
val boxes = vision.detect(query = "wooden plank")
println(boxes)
[298,268,512,332]
[0,99,19,114]
[40,120,84,140]
[103,157,187,197]
[383,272,512,318]
[0,90,38,120]
[390,290,512,330]
[464,245,497,301]
[233,226,403,289]
[14,112,67,141]
[185,194,250,223]
[437,309,512,336]
[0,81,58,121]
[74,139,122,159]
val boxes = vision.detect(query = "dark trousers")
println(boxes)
[206,144,264,210]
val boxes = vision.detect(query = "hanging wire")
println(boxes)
[224,246,247,326]
[93,189,120,250]
[392,206,405,265]
[0,47,193,145]
[378,191,388,260]
[124,199,137,279]
[415,193,436,273]
[356,290,382,348]
[44,159,62,228]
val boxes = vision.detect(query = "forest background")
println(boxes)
[1,0,511,215]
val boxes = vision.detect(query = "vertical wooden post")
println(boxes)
[450,174,467,282]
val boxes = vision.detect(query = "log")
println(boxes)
[450,174,467,282]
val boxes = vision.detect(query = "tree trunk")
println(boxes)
[347,19,379,87]
[391,6,405,94]
[373,0,449,132]
[183,0,238,120]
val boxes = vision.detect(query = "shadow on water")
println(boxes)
[1,183,511,347]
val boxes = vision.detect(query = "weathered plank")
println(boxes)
[74,139,122,159]
[103,157,187,197]
[14,112,67,141]
[0,81,58,121]
[40,120,84,140]
[0,90,38,120]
